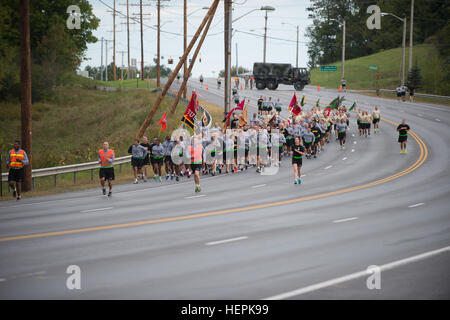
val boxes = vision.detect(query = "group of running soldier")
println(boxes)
[5,100,411,199]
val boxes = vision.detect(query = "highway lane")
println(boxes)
[0,78,449,299]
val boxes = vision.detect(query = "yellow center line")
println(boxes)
[0,118,428,243]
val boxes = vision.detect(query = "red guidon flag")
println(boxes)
[158,112,167,132]
[288,93,301,116]
[226,99,245,119]
[181,91,199,129]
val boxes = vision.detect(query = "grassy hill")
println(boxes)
[310,44,448,96]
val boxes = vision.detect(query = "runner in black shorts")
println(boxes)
[291,137,305,185]
[397,119,410,154]
[98,141,115,196]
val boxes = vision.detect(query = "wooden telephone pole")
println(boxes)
[20,0,32,191]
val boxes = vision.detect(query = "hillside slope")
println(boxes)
[309,44,448,95]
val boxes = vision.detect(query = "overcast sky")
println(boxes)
[81,0,313,78]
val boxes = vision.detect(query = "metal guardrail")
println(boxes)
[1,156,132,184]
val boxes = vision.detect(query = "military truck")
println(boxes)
[252,62,310,91]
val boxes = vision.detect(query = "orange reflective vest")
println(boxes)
[188,144,202,164]
[99,149,115,167]
[9,149,24,168]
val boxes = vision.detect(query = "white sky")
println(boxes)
[81,0,313,78]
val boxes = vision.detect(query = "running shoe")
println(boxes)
[400,150,404,154]
[133,179,138,184]
[298,179,301,185]
[153,175,158,181]
[165,175,169,181]
[13,189,17,198]
[102,188,106,195]
[170,174,174,180]
[158,176,162,182]
[195,186,201,193]
[176,176,180,181]
[108,191,112,197]
[294,180,297,185]
[404,149,407,154]
[16,195,21,201]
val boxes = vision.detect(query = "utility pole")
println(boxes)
[105,39,109,81]
[224,0,232,113]
[401,17,407,85]
[342,20,346,80]
[183,0,187,98]
[296,25,299,68]
[157,0,161,87]
[100,37,104,81]
[236,43,238,76]
[113,0,117,80]
[127,0,130,79]
[140,0,144,80]
[118,50,126,79]
[263,9,268,63]
[20,0,32,191]
[409,0,414,72]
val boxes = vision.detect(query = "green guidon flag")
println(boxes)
[349,102,356,111]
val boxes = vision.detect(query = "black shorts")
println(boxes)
[143,156,150,166]
[397,92,401,97]
[99,167,115,180]
[131,157,144,169]
[373,118,380,124]
[338,132,346,140]
[292,157,302,166]
[164,155,173,164]
[275,107,281,112]
[398,135,408,143]
[151,156,163,165]
[326,126,332,133]
[8,168,24,182]
[191,163,202,172]
[304,142,312,149]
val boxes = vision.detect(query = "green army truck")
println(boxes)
[252,62,310,91]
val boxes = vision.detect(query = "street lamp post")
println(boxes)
[330,19,346,81]
[262,6,275,63]
[381,13,407,85]
[223,5,275,113]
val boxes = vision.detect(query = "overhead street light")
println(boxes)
[187,6,209,17]
[381,12,407,85]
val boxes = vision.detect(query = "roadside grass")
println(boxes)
[310,44,448,96]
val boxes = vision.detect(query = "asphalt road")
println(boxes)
[0,78,449,299]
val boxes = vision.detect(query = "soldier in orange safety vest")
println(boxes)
[6,140,29,200]
[188,135,203,193]
[98,141,115,196]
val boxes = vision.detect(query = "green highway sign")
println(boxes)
[320,65,337,72]
[369,65,378,70]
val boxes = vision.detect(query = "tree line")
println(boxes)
[0,0,99,102]
[305,0,449,68]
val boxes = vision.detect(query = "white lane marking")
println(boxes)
[351,149,355,152]
[252,184,266,188]
[185,195,206,199]
[0,278,6,282]
[301,174,306,177]
[408,202,424,208]
[417,113,423,117]
[81,207,113,213]
[324,165,333,170]
[264,246,450,300]
[353,141,357,144]
[342,157,347,161]
[333,217,359,223]
[435,118,441,122]
[206,236,248,246]
[352,134,355,137]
